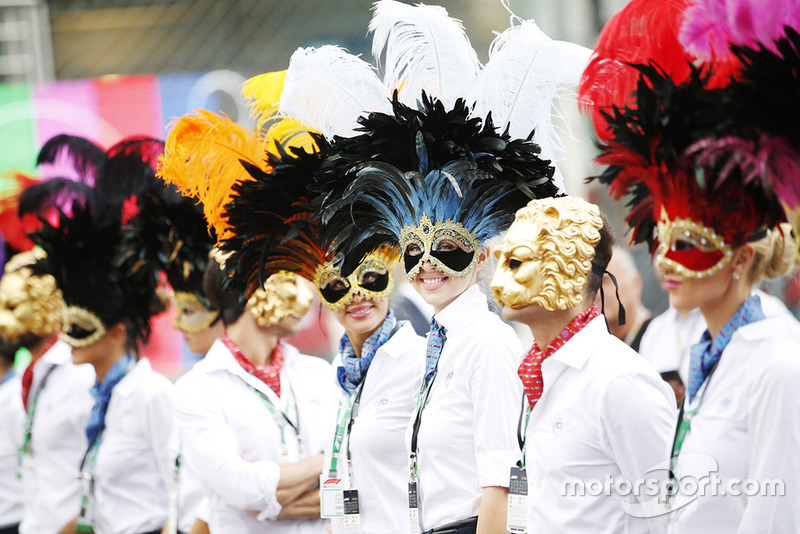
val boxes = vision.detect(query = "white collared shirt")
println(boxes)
[408,285,524,531]
[91,357,174,534]
[174,339,332,534]
[19,341,95,534]
[171,365,211,534]
[668,317,800,533]
[328,321,426,534]
[525,316,676,534]
[0,373,24,528]
[639,290,800,383]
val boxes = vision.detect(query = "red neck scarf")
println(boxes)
[518,306,600,410]
[222,334,284,397]
[21,335,59,411]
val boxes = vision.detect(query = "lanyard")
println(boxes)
[247,382,300,456]
[409,366,439,482]
[670,359,722,463]
[515,396,532,470]
[328,380,367,478]
[20,364,57,456]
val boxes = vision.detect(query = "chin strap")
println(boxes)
[591,264,626,327]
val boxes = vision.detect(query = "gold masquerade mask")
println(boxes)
[655,215,733,279]
[314,251,394,310]
[0,250,63,342]
[60,306,106,348]
[171,291,219,334]
[400,214,480,281]
[491,197,603,311]
[248,272,313,327]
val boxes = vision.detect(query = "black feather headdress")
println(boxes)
[26,154,165,347]
[36,134,106,185]
[315,92,558,274]
[221,139,333,298]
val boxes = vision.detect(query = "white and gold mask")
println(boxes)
[491,197,603,311]
[400,214,480,281]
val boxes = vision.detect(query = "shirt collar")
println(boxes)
[108,356,144,397]
[547,314,608,370]
[433,284,489,333]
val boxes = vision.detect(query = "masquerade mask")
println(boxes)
[248,272,313,327]
[61,306,106,348]
[655,216,733,279]
[172,291,218,334]
[491,197,603,311]
[0,251,63,341]
[400,215,479,281]
[315,253,394,310]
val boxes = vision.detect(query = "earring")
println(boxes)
[733,272,741,281]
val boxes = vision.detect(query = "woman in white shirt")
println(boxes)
[174,259,329,533]
[582,21,800,531]
[314,92,559,533]
[27,139,177,534]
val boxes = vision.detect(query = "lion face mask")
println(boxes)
[491,197,603,311]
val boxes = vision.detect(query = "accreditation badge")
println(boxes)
[18,449,36,506]
[507,466,528,533]
[408,481,420,534]
[320,474,345,518]
[342,489,362,534]
[76,472,96,533]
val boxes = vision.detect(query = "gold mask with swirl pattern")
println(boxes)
[248,271,313,327]
[0,249,64,343]
[491,197,603,311]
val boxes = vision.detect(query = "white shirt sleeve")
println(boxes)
[740,353,800,532]
[469,337,524,488]
[144,383,175,498]
[175,379,282,517]
[600,372,675,534]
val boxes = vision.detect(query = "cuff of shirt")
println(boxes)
[255,462,282,520]
[476,451,519,488]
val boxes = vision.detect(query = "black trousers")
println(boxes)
[0,524,19,534]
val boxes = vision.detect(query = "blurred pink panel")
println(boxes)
[33,79,106,150]
[96,75,164,142]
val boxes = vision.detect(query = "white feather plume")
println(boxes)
[468,20,592,192]
[279,46,391,140]
[370,0,481,109]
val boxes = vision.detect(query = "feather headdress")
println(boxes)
[315,92,558,274]
[158,102,327,298]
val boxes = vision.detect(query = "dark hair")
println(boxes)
[585,214,616,299]
[203,259,246,327]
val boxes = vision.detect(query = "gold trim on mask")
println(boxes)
[313,249,395,310]
[400,214,480,281]
[60,306,106,348]
[655,216,733,279]
[171,291,217,334]
[248,272,313,327]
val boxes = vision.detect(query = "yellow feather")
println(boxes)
[243,70,288,131]
[157,110,268,241]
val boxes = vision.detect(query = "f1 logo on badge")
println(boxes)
[324,479,342,485]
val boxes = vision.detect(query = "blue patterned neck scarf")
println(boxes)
[86,354,133,447]
[0,368,15,386]
[687,295,764,403]
[337,310,397,395]
[424,317,447,388]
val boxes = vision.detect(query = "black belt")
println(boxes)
[426,516,478,534]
